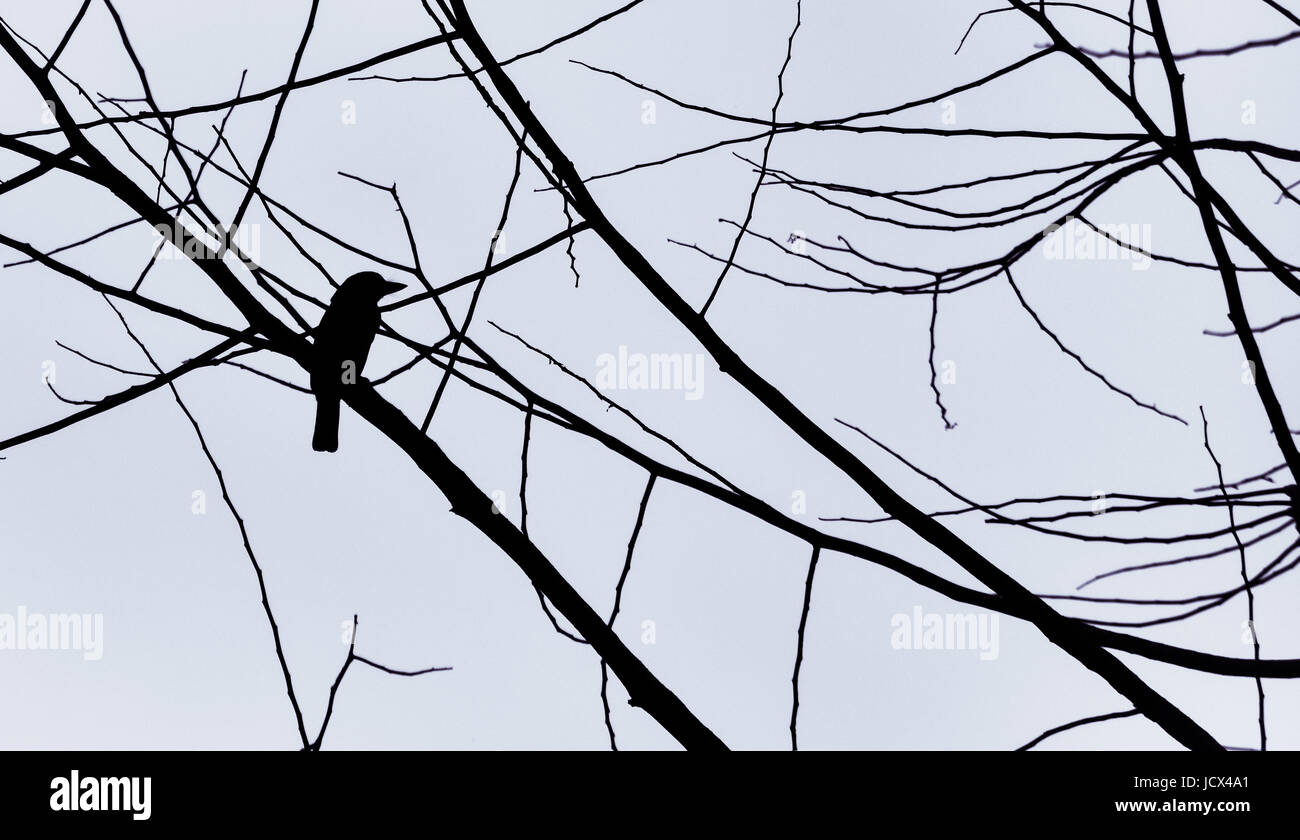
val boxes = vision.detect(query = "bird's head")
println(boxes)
[336,271,405,303]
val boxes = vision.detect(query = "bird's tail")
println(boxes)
[313,395,340,452]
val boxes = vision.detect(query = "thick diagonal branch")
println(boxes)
[446,0,1222,751]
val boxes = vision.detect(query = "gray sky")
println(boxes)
[0,0,1297,749]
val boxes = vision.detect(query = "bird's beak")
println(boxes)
[379,279,406,297]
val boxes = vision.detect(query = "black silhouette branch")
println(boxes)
[0,17,724,751]
[445,0,1224,751]
[310,615,452,751]
[790,545,820,751]
[600,473,656,751]
[699,0,801,315]
[7,0,1300,753]
[1200,407,1266,751]
[102,296,310,748]
[1016,709,1141,750]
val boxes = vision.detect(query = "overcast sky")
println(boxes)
[1,0,1297,749]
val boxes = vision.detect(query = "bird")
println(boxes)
[310,271,405,452]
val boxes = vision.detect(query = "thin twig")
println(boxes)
[1200,406,1266,751]
[790,545,820,750]
[601,474,656,750]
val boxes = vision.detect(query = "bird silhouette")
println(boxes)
[311,271,405,452]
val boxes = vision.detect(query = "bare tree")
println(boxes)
[2,0,1297,750]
